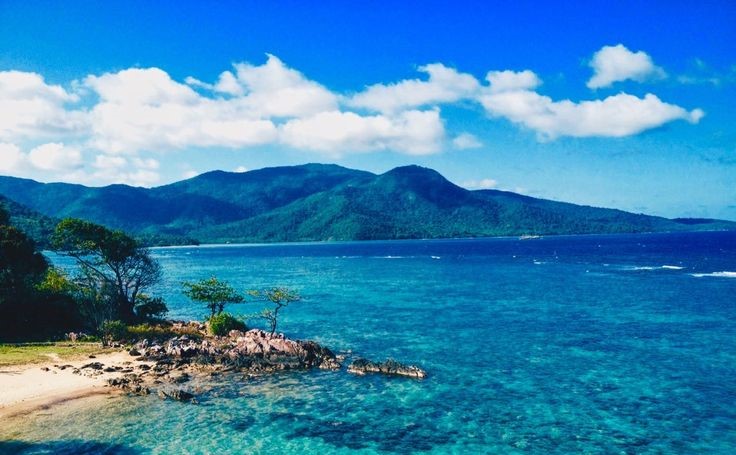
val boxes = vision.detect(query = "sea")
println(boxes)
[2,231,735,454]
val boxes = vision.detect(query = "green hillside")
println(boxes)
[0,195,58,249]
[0,164,733,245]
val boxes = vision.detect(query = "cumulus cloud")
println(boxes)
[349,63,479,113]
[85,153,160,186]
[452,133,482,149]
[0,143,24,172]
[0,51,707,186]
[28,142,82,171]
[587,44,666,89]
[0,71,86,141]
[0,141,84,176]
[486,70,541,92]
[85,67,280,153]
[281,109,444,155]
[480,71,703,139]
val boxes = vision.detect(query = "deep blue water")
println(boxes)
[3,231,736,454]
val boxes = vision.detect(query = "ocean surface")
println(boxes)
[2,231,736,454]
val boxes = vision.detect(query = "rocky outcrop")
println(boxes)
[157,388,195,403]
[103,324,425,405]
[132,329,341,373]
[347,358,427,379]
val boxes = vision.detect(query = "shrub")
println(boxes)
[100,320,127,346]
[207,312,246,336]
[127,322,175,341]
[134,295,168,321]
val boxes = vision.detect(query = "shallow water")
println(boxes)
[3,232,736,454]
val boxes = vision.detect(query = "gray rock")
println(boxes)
[347,358,427,379]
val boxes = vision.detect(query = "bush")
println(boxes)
[100,320,127,346]
[134,295,168,321]
[207,312,246,336]
[127,322,174,341]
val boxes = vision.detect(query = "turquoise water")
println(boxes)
[3,232,736,454]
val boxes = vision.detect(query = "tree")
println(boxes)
[249,287,301,335]
[1,203,48,307]
[1,206,80,340]
[182,276,243,318]
[51,218,161,323]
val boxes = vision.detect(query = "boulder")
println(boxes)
[347,358,427,379]
[158,388,195,402]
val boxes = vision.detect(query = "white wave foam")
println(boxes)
[623,265,684,271]
[431,256,441,260]
[691,271,736,278]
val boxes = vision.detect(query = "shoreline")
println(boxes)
[0,351,147,421]
[143,229,735,250]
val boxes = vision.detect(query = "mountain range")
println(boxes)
[1,164,733,246]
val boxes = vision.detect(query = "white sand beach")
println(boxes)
[0,351,144,420]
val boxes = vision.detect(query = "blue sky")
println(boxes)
[0,0,734,220]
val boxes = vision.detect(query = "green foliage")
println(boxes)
[134,294,168,320]
[100,320,127,346]
[207,312,246,336]
[126,322,202,341]
[183,276,244,318]
[0,195,58,249]
[0,211,73,341]
[37,268,76,294]
[249,287,301,335]
[51,218,162,322]
[2,164,735,246]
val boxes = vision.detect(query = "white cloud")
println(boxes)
[452,133,482,150]
[28,142,82,171]
[486,70,541,92]
[479,71,703,139]
[132,157,160,170]
[0,52,708,185]
[83,154,160,186]
[280,109,444,155]
[234,166,248,173]
[228,54,339,117]
[587,44,666,89]
[0,71,86,141]
[463,178,498,189]
[0,142,24,172]
[85,67,280,153]
[182,170,199,179]
[349,63,480,113]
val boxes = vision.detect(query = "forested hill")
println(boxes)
[0,164,734,245]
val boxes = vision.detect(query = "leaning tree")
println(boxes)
[51,218,161,323]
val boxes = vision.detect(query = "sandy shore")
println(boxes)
[0,351,146,420]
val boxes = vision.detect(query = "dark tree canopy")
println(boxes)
[0,222,48,305]
[51,218,161,323]
[1,207,82,341]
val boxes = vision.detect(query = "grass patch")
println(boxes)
[127,322,203,341]
[0,342,112,367]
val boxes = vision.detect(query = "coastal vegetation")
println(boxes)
[0,207,80,341]
[0,203,302,344]
[183,276,244,318]
[51,218,163,323]
[249,287,302,335]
